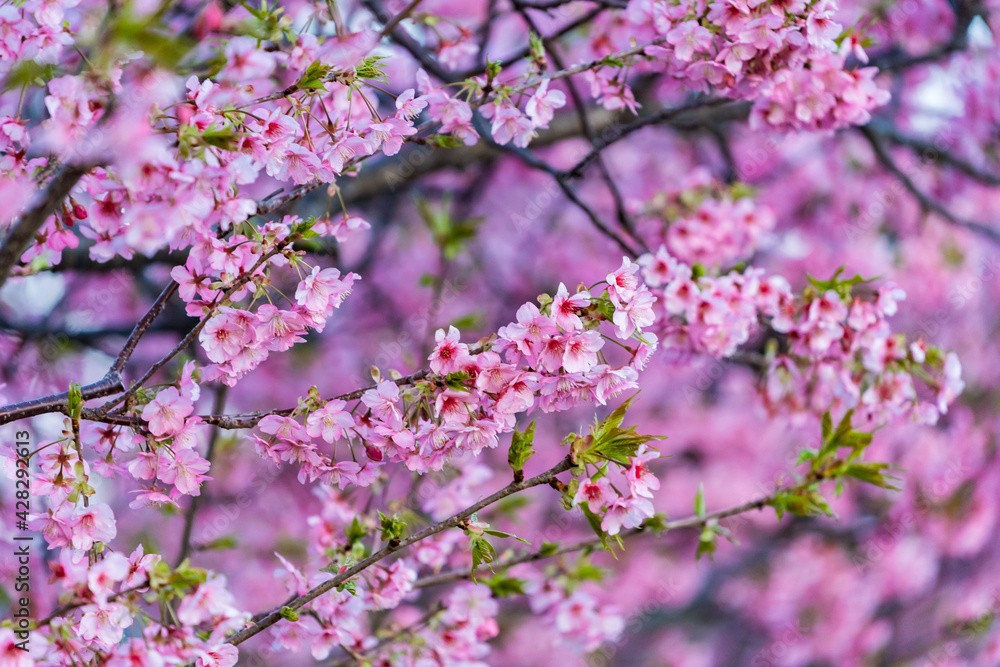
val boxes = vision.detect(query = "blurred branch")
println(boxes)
[867,0,986,72]
[362,0,453,83]
[867,119,1000,187]
[860,125,1000,244]
[513,1,644,249]
[175,384,228,566]
[0,162,93,290]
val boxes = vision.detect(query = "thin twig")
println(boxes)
[860,126,1000,245]
[413,493,778,589]
[175,385,228,566]
[223,457,574,647]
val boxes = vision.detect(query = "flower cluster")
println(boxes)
[29,540,245,666]
[597,0,891,130]
[251,261,658,483]
[522,570,625,652]
[636,170,776,267]
[634,246,965,425]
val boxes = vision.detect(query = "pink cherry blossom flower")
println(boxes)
[195,643,238,667]
[606,257,641,304]
[429,325,471,375]
[573,477,616,513]
[70,502,117,550]
[562,331,604,374]
[87,552,130,605]
[475,351,520,393]
[526,79,567,129]
[362,381,404,429]
[200,309,253,363]
[306,400,354,443]
[613,287,657,339]
[552,282,591,331]
[295,266,357,315]
[625,445,661,498]
[255,304,307,352]
[491,105,535,148]
[667,20,714,61]
[368,117,417,156]
[142,387,193,437]
[159,448,212,496]
[395,88,427,120]
[601,495,654,536]
[79,602,132,647]
[0,628,32,667]
[259,415,310,443]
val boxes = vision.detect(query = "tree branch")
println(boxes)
[859,125,1000,244]
[412,493,774,589]
[224,456,574,647]
[0,162,93,290]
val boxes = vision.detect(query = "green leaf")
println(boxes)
[449,312,482,330]
[67,383,83,420]
[469,535,497,582]
[508,421,536,478]
[796,449,818,465]
[572,560,604,582]
[485,575,525,597]
[355,55,390,82]
[576,395,665,466]
[806,266,879,299]
[296,59,333,92]
[378,511,406,543]
[483,528,530,544]
[581,505,617,556]
[278,606,299,621]
[345,517,368,546]
[3,61,61,92]
[430,134,464,148]
[694,483,706,518]
[197,535,238,551]
[486,59,502,80]
[821,410,833,441]
[538,542,560,557]
[768,485,834,519]
[444,370,473,392]
[844,462,900,490]
[696,524,718,561]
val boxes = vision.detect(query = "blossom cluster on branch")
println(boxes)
[1,0,998,665]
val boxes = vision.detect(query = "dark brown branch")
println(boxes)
[454,5,605,80]
[111,282,179,374]
[96,241,296,415]
[377,0,425,38]
[362,0,454,83]
[513,1,643,249]
[0,373,124,426]
[567,98,743,178]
